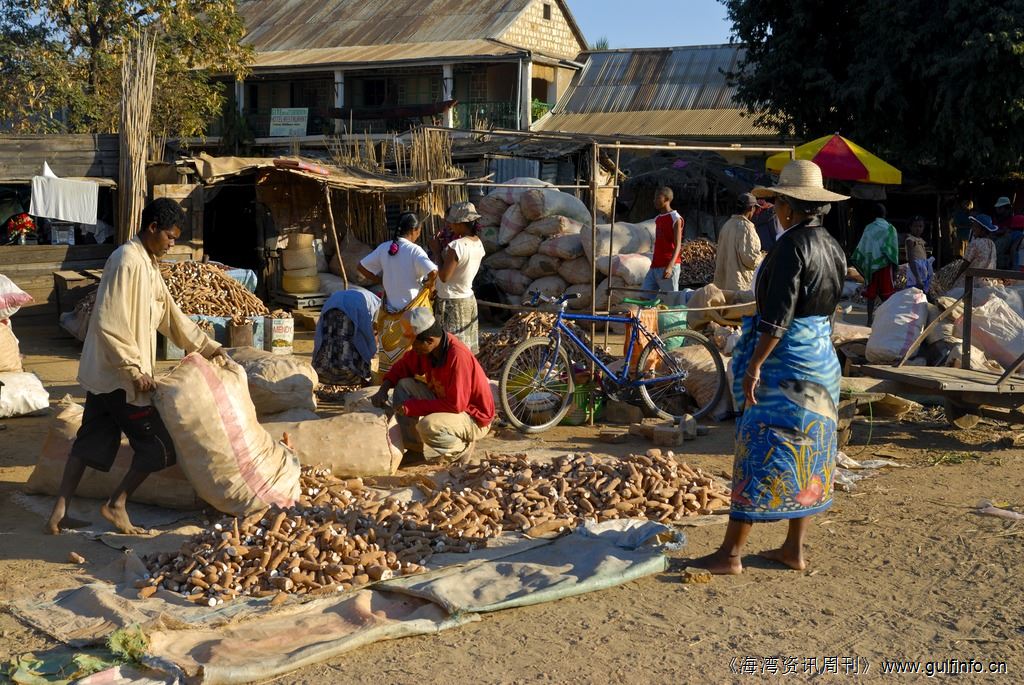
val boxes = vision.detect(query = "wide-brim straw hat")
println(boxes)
[445,201,482,223]
[752,159,850,202]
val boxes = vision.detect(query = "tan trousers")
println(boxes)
[393,378,489,459]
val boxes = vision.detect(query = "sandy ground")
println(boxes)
[1,322,1023,683]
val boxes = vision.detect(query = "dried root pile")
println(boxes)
[678,240,717,286]
[140,452,729,604]
[160,262,268,317]
[477,312,614,376]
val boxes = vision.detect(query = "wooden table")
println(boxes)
[52,269,103,317]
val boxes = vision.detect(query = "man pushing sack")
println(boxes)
[371,308,493,464]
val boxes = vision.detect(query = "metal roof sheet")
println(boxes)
[550,45,747,116]
[240,0,531,52]
[252,39,523,69]
[532,109,776,138]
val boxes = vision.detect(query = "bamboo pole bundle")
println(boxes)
[118,32,158,244]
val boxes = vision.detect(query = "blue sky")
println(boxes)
[565,0,733,49]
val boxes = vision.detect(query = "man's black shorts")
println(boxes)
[70,390,176,474]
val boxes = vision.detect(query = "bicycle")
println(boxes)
[498,292,727,433]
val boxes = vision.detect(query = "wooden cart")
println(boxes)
[859,267,1024,428]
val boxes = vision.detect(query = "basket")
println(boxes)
[561,383,604,426]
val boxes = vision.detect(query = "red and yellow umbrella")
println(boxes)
[766,134,902,185]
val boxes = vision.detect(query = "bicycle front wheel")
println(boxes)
[637,329,726,421]
[499,336,575,433]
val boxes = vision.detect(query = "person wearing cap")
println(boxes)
[358,213,438,380]
[851,203,898,325]
[992,196,1022,269]
[435,201,486,353]
[692,160,847,576]
[953,213,999,289]
[713,192,762,292]
[370,307,494,463]
[993,196,1013,230]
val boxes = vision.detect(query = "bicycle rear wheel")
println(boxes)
[499,336,575,433]
[637,329,726,421]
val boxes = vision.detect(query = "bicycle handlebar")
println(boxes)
[528,291,582,307]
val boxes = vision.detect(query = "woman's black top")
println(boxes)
[755,220,847,338]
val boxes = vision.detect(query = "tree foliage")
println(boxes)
[0,0,251,140]
[721,0,1024,180]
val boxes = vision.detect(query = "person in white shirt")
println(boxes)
[46,199,225,536]
[358,213,438,378]
[436,202,486,353]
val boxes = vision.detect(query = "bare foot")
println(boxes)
[758,547,807,571]
[689,550,743,575]
[45,501,90,535]
[100,503,146,535]
[281,432,294,450]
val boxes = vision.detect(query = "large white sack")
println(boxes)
[558,257,594,285]
[523,254,561,279]
[526,276,569,301]
[152,354,300,516]
[525,215,584,238]
[498,204,528,245]
[566,284,593,311]
[945,285,1024,318]
[611,253,652,286]
[486,177,551,205]
[483,250,527,270]
[956,297,1024,369]
[262,410,402,477]
[332,231,374,286]
[226,347,318,417]
[0,274,33,319]
[506,231,542,257]
[865,288,929,363]
[493,269,533,295]
[540,233,584,260]
[26,398,201,509]
[477,194,510,224]
[582,221,657,275]
[0,371,49,418]
[519,188,592,226]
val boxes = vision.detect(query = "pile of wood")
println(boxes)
[159,262,268,317]
[140,452,728,603]
[677,240,717,286]
[477,312,613,376]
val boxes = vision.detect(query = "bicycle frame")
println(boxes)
[538,307,684,389]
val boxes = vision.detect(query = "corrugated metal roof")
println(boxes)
[252,39,523,69]
[240,0,531,52]
[549,45,747,115]
[532,109,776,138]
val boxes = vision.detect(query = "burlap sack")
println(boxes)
[0,321,20,372]
[262,410,403,478]
[152,354,300,516]
[226,347,318,417]
[25,398,202,509]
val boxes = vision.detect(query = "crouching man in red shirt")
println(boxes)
[371,308,494,463]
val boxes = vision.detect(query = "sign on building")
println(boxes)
[269,108,309,137]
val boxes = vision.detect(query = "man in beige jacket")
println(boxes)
[713,193,763,292]
[46,199,224,535]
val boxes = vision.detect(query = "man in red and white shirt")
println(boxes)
[642,186,685,295]
[371,308,494,463]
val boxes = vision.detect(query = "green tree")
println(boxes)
[591,36,610,50]
[0,0,251,140]
[721,0,1024,180]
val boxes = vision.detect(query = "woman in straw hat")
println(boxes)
[693,160,848,575]
[435,201,486,353]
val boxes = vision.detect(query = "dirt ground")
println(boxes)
[1,322,1022,684]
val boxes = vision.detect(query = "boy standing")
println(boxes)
[642,187,684,295]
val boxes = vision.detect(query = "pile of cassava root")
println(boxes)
[140,452,729,604]
[159,262,268,317]
[677,239,717,286]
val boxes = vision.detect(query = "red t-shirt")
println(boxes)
[383,334,495,427]
[651,210,684,267]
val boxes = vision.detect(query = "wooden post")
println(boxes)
[962,273,973,370]
[588,142,600,426]
[324,184,348,289]
[604,144,620,352]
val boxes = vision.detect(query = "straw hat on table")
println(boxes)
[752,159,849,202]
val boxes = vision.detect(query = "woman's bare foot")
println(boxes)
[100,502,146,535]
[758,547,806,571]
[44,501,90,535]
[689,550,743,575]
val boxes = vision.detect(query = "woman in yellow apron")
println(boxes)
[358,213,438,381]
